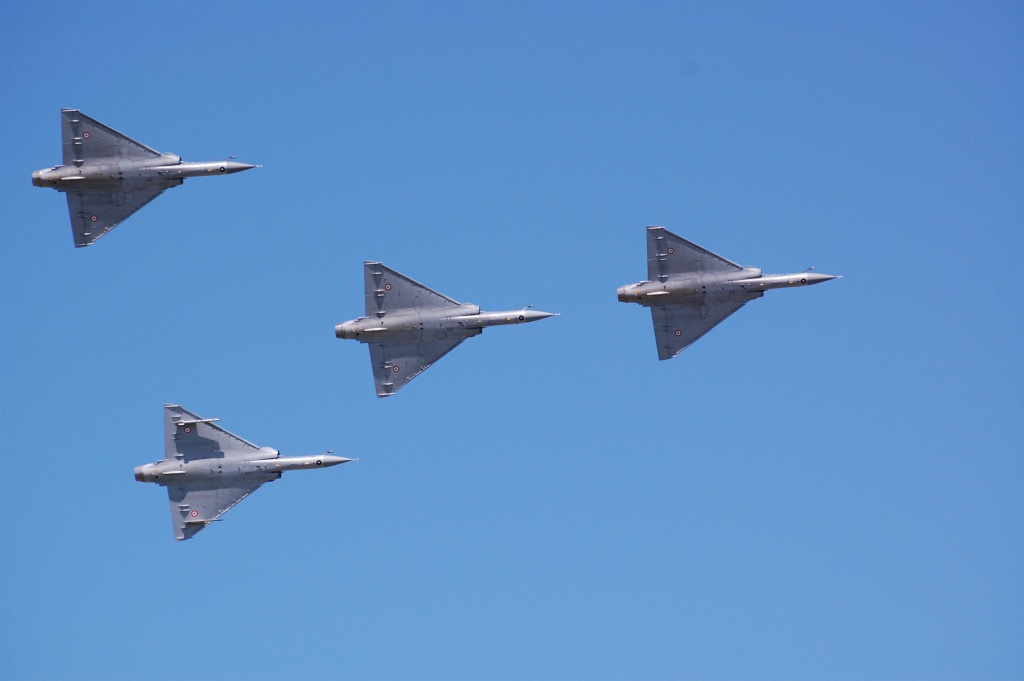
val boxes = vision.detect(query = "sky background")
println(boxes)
[2,2,1022,679]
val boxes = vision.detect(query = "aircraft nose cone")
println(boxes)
[804,272,840,285]
[222,161,257,174]
[321,455,354,467]
[521,310,557,323]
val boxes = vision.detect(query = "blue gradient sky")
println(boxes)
[2,2,1022,679]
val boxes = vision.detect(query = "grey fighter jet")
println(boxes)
[336,262,557,397]
[32,109,257,247]
[618,226,839,360]
[135,404,351,541]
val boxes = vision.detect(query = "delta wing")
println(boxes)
[646,226,743,282]
[364,261,460,317]
[649,290,759,360]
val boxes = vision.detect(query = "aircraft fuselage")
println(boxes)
[135,449,351,485]
[32,158,256,190]
[617,268,838,306]
[335,306,555,341]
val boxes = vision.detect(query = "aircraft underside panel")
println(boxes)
[367,331,477,396]
[364,261,461,317]
[65,178,180,247]
[163,404,260,462]
[649,290,759,360]
[61,108,162,167]
[647,226,744,282]
[166,476,275,541]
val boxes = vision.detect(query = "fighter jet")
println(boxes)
[617,226,839,360]
[135,404,351,541]
[32,109,257,247]
[336,262,557,397]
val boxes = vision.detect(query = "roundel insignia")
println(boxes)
[82,131,91,139]
[183,426,191,433]
[190,509,199,518]
[674,329,682,337]
[392,365,401,373]
[667,246,675,254]
[384,283,392,291]
[90,215,99,223]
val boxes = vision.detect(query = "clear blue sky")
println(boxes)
[2,2,1021,679]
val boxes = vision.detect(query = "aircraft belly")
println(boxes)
[359,328,424,344]
[640,291,703,308]
[56,176,120,191]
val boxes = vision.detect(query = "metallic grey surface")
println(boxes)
[337,262,556,397]
[32,109,257,247]
[618,226,839,360]
[135,405,350,541]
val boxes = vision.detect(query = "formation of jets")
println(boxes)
[33,109,840,540]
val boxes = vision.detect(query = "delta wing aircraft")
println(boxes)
[32,109,257,247]
[618,226,839,360]
[135,405,351,541]
[336,262,557,397]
